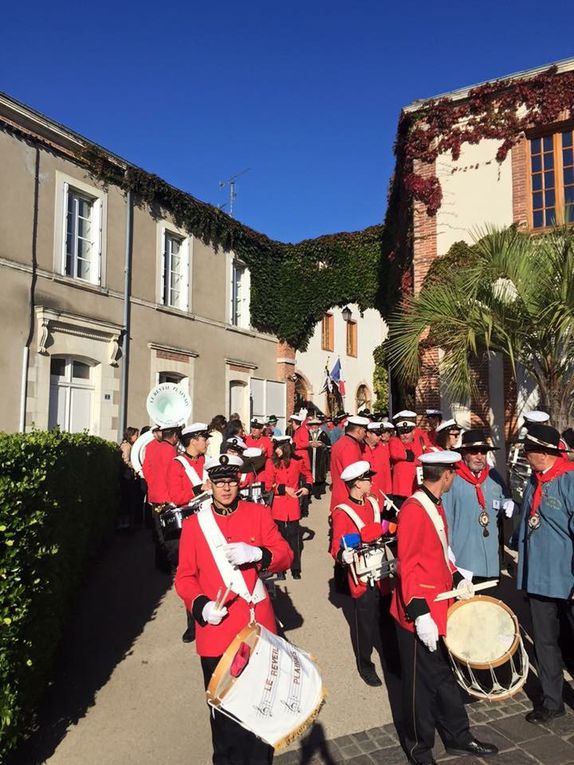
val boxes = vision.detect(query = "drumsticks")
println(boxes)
[434,580,498,602]
[215,585,232,610]
[342,538,359,586]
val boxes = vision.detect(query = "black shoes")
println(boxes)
[359,666,383,687]
[181,627,195,643]
[292,570,302,579]
[525,706,566,724]
[446,738,498,757]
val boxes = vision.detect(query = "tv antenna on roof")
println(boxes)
[219,168,250,218]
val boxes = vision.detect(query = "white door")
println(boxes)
[49,358,95,433]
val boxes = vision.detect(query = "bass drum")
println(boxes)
[131,430,155,478]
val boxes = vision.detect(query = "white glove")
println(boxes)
[341,548,355,565]
[503,499,515,518]
[415,613,439,652]
[224,542,263,567]
[456,578,475,600]
[202,600,228,625]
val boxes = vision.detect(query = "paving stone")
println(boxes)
[536,712,574,738]
[351,731,372,744]
[491,713,553,743]
[471,723,516,751]
[334,735,356,748]
[522,735,574,764]
[274,752,299,764]
[357,739,380,754]
[436,757,482,765]
[346,756,377,765]
[369,747,410,764]
[484,750,538,764]
[369,731,397,748]
[338,743,362,759]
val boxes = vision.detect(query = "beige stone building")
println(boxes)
[0,93,284,441]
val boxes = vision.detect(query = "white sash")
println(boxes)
[175,455,207,487]
[196,505,267,606]
[335,496,381,530]
[411,490,450,569]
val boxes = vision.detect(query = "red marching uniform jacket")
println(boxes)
[390,493,458,635]
[263,456,313,522]
[175,500,293,656]
[365,442,392,497]
[330,496,384,599]
[142,439,177,503]
[329,434,365,511]
[389,436,425,498]
[245,434,273,460]
[292,425,311,471]
[167,453,206,506]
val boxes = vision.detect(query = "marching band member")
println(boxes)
[433,419,461,451]
[245,418,273,460]
[364,421,392,499]
[515,424,574,724]
[389,415,426,508]
[175,454,293,765]
[442,430,510,584]
[329,415,369,511]
[391,451,498,764]
[330,460,388,686]
[425,409,443,446]
[307,416,331,499]
[142,425,181,572]
[289,413,311,469]
[393,410,431,450]
[167,423,210,507]
[263,436,312,579]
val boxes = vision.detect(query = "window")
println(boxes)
[346,320,358,357]
[49,357,95,432]
[161,231,189,310]
[158,372,185,385]
[321,314,334,351]
[230,258,250,328]
[529,129,574,229]
[63,185,103,284]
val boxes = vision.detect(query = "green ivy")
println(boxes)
[0,431,121,761]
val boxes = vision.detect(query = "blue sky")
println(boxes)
[2,1,573,243]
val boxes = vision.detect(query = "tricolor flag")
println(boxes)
[331,358,346,396]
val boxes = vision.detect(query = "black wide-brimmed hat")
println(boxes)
[523,423,566,454]
[459,429,499,451]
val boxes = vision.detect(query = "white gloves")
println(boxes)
[415,613,439,652]
[456,578,475,600]
[202,600,228,625]
[341,548,355,565]
[224,542,263,567]
[503,499,515,518]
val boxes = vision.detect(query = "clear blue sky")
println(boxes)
[2,1,573,243]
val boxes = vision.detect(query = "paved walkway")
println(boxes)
[10,494,574,764]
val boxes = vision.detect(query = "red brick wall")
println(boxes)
[156,349,191,362]
[276,340,296,417]
[511,137,529,228]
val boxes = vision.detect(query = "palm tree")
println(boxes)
[387,224,574,433]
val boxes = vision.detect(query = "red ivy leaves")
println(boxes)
[397,65,574,216]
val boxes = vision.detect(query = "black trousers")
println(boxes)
[529,593,574,711]
[151,509,180,569]
[396,624,471,764]
[354,585,380,672]
[200,656,274,765]
[276,520,301,573]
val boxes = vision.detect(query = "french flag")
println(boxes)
[331,358,346,396]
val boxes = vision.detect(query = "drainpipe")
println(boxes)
[118,189,133,437]
[19,147,40,432]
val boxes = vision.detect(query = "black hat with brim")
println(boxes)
[459,429,499,451]
[523,423,566,453]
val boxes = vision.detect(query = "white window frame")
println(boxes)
[228,254,251,328]
[48,357,96,432]
[157,223,191,311]
[54,172,106,286]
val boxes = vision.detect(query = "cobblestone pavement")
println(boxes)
[276,693,574,764]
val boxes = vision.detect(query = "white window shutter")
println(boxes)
[160,229,166,305]
[181,238,190,311]
[95,198,102,285]
[62,182,69,274]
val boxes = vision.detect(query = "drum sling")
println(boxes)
[175,455,207,488]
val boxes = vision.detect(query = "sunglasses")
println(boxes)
[465,447,489,455]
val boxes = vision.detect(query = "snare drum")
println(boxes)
[353,539,397,585]
[207,623,325,750]
[444,595,529,700]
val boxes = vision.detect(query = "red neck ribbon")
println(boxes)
[456,462,490,509]
[530,459,574,516]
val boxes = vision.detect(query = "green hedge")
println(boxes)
[0,430,121,760]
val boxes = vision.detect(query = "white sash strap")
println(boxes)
[411,490,450,569]
[196,506,267,606]
[335,496,381,529]
[175,455,207,487]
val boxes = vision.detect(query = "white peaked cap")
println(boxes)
[393,410,417,420]
[395,419,415,429]
[436,418,459,433]
[419,450,461,465]
[347,415,370,426]
[224,436,247,450]
[205,454,243,471]
[340,460,376,482]
[367,422,383,431]
[524,410,550,424]
[182,422,209,436]
[425,409,443,416]
[380,420,396,430]
[289,414,304,422]
[273,435,292,443]
[243,447,262,458]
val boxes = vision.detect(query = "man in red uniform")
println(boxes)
[245,418,273,459]
[329,415,369,511]
[389,416,426,508]
[364,421,392,499]
[391,451,498,764]
[167,423,210,507]
[393,409,431,450]
[142,425,180,571]
[175,454,293,765]
[425,409,443,447]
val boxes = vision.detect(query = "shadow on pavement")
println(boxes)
[293,722,338,765]
[9,529,172,765]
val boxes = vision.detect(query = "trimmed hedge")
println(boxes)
[0,430,121,760]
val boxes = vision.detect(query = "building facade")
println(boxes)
[0,94,284,441]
